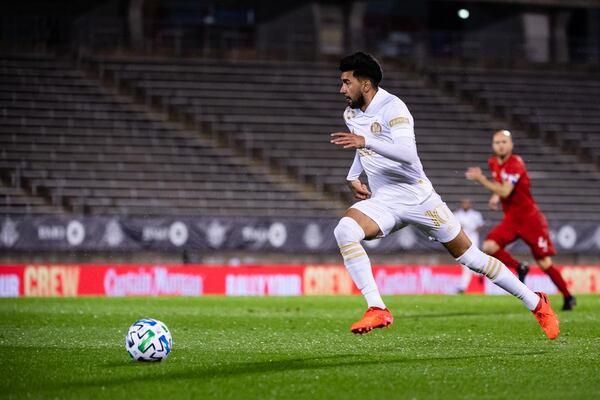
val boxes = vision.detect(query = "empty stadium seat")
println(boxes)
[90,56,600,222]
[2,53,599,222]
[0,54,338,217]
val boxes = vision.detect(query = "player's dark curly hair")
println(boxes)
[339,52,383,87]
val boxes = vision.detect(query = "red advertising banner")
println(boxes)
[0,264,597,298]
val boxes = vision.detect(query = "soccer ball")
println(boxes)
[125,318,172,361]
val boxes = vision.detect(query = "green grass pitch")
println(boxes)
[2,295,600,399]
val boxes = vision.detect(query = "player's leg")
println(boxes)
[334,208,384,309]
[446,230,539,308]
[445,231,559,339]
[519,215,576,310]
[333,202,395,334]
[536,256,570,299]
[484,241,530,283]
[406,195,559,339]
[537,256,576,310]
[484,223,529,283]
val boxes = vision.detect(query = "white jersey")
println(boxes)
[454,208,484,248]
[343,87,433,204]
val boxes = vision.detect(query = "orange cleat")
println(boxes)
[532,292,560,340]
[350,307,394,335]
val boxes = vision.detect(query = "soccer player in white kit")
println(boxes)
[330,52,559,339]
[454,198,485,293]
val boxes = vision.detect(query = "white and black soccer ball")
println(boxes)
[125,318,172,362]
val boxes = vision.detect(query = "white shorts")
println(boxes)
[351,191,461,243]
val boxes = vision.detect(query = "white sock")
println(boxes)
[334,217,386,309]
[456,244,539,310]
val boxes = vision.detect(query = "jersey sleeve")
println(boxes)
[502,157,526,184]
[364,135,418,164]
[363,99,418,164]
[383,99,414,140]
[346,151,363,181]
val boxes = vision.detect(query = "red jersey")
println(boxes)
[488,154,540,218]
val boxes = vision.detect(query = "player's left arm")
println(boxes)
[465,167,514,198]
[330,132,418,164]
[330,101,418,164]
[366,101,418,164]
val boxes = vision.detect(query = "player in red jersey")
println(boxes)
[466,130,576,311]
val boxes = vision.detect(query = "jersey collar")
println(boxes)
[357,87,388,117]
[496,153,514,166]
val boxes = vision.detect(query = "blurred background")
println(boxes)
[1,0,599,276]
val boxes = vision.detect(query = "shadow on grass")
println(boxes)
[42,350,548,392]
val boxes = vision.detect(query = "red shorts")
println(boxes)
[486,212,556,259]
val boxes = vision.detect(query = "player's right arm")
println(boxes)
[488,194,500,210]
[348,180,371,200]
[346,152,371,200]
[465,167,514,198]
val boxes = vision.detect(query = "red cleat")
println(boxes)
[350,307,394,335]
[532,292,560,340]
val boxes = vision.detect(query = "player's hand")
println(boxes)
[465,167,484,182]
[489,194,500,210]
[330,132,366,149]
[348,179,371,200]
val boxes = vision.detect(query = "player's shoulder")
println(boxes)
[508,154,527,169]
[487,155,497,167]
[380,90,408,112]
[379,89,411,126]
[510,154,526,165]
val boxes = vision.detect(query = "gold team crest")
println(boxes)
[370,121,382,135]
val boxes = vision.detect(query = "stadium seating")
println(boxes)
[90,56,600,221]
[0,54,338,217]
[2,53,600,221]
[427,66,600,163]
[0,179,64,215]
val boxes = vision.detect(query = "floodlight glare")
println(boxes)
[458,9,470,19]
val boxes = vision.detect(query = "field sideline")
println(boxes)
[2,295,599,399]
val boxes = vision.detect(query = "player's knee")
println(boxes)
[482,240,499,255]
[334,217,366,246]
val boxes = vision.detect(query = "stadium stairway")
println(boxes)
[86,55,600,222]
[0,179,64,215]
[0,53,342,218]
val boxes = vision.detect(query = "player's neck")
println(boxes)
[497,152,512,165]
[360,88,378,112]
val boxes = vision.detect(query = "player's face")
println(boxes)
[339,71,365,109]
[492,133,513,158]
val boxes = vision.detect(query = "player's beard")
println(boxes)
[347,93,365,110]
[496,149,511,161]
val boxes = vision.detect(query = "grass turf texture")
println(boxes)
[2,295,599,400]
